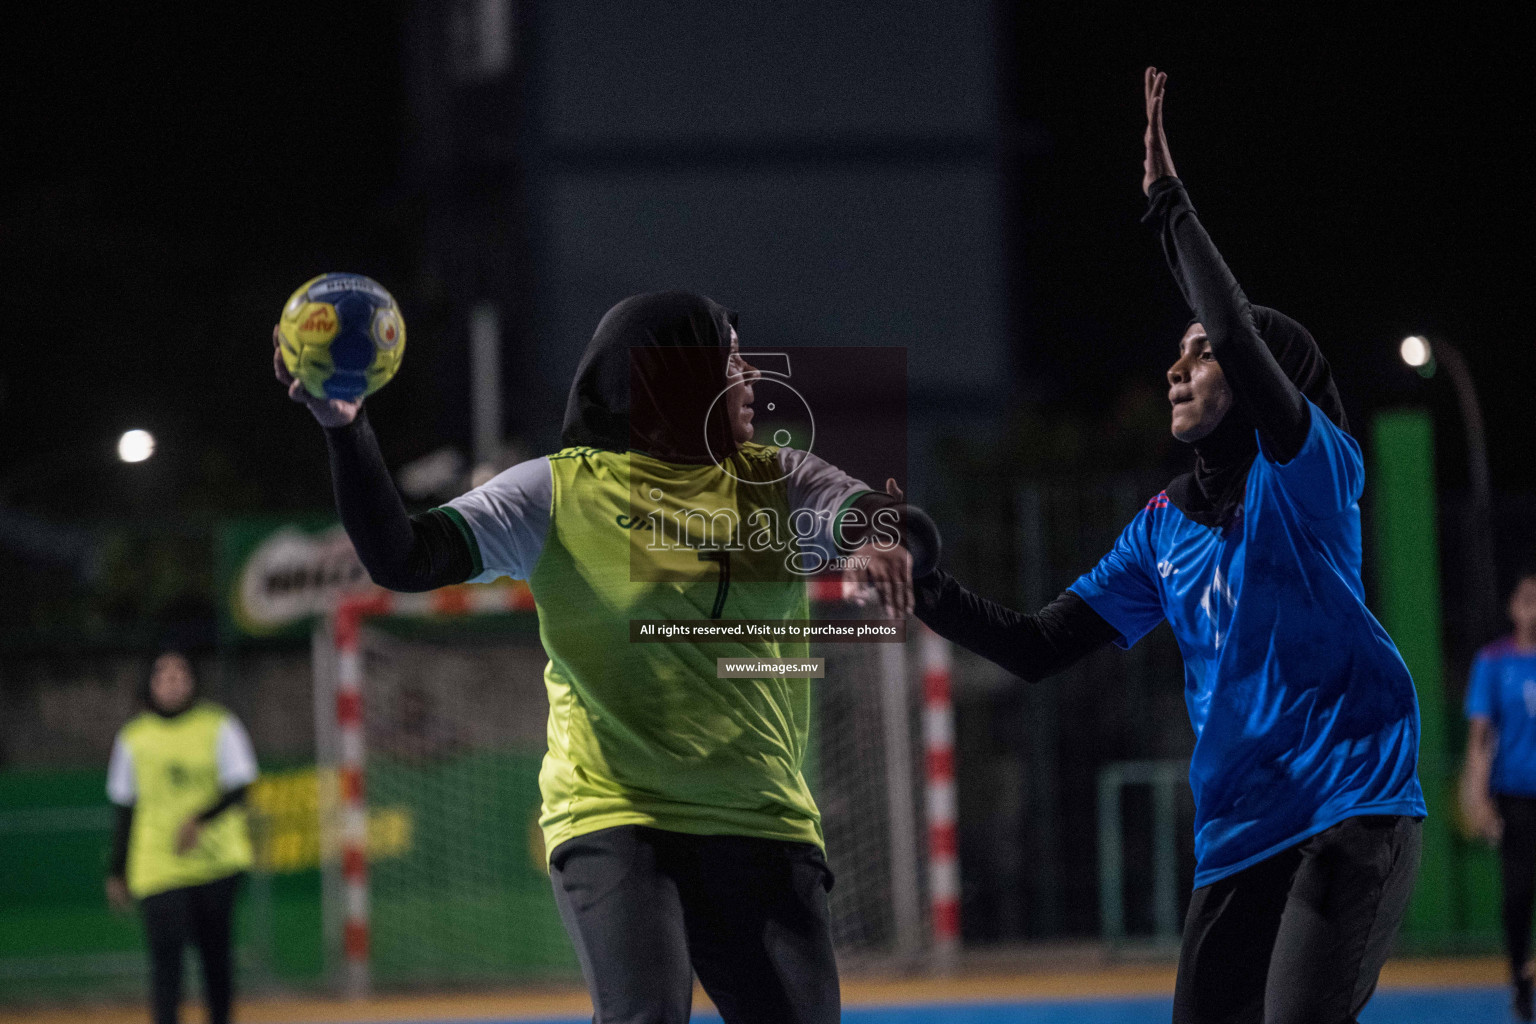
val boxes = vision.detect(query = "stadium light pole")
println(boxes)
[1399,336,1497,641]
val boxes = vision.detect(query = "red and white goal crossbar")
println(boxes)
[327,577,956,993]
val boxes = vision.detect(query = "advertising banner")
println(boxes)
[219,519,375,640]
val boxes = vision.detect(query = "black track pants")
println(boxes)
[1171,815,1421,1024]
[549,825,840,1024]
[139,872,243,1024]
[1498,794,1536,982]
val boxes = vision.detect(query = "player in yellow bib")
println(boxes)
[276,291,938,1024]
[106,649,257,1024]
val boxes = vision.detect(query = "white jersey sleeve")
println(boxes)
[778,448,872,561]
[439,457,554,582]
[107,734,136,806]
[215,717,260,790]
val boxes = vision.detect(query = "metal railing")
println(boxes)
[1097,758,1185,948]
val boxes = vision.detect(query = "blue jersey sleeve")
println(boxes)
[1067,508,1164,649]
[1258,398,1364,520]
[1465,649,1498,723]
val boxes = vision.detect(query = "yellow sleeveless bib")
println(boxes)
[530,444,822,857]
[120,703,253,897]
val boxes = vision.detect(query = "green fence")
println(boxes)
[365,749,577,986]
[0,751,581,1005]
[0,748,585,1005]
[0,766,322,1005]
[1371,409,1501,953]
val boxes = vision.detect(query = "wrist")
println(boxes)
[322,406,368,436]
[913,567,951,613]
[1141,176,1188,229]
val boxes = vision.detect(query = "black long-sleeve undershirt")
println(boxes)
[840,491,941,577]
[1144,176,1310,463]
[196,785,249,824]
[912,180,1307,686]
[323,411,474,592]
[913,570,1121,683]
[108,804,133,878]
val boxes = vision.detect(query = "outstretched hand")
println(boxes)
[846,478,915,619]
[105,876,133,914]
[175,817,203,855]
[1142,66,1177,195]
[274,326,361,428]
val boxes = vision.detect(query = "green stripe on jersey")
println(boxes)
[434,506,484,578]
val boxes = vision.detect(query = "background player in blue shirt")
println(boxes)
[1462,569,1536,1019]
[914,69,1425,1024]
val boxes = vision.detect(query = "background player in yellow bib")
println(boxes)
[106,649,258,1024]
[275,291,938,1024]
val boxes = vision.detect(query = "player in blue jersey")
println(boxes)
[1462,569,1536,1020]
[914,69,1425,1023]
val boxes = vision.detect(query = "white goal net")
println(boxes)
[313,581,941,991]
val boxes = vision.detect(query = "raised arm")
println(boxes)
[1141,68,1310,462]
[274,331,473,591]
[914,571,1119,683]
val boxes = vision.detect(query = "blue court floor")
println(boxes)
[1,963,1507,1024]
[487,985,1505,1024]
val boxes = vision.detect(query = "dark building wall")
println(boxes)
[402,0,1012,456]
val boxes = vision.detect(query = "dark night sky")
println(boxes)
[0,5,1530,521]
[1009,7,1532,492]
[0,5,407,515]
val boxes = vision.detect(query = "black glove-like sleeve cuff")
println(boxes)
[838,491,942,578]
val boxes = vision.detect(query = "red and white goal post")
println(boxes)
[317,576,957,994]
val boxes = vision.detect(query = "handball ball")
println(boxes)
[277,273,405,401]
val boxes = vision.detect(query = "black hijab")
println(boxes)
[560,291,739,464]
[140,648,201,719]
[1165,306,1348,529]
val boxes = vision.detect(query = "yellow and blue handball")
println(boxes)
[277,273,405,401]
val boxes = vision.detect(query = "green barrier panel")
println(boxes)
[1371,409,1504,952]
[366,748,577,985]
[1371,409,1453,942]
[0,766,322,1004]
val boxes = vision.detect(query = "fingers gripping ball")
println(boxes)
[277,273,405,401]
